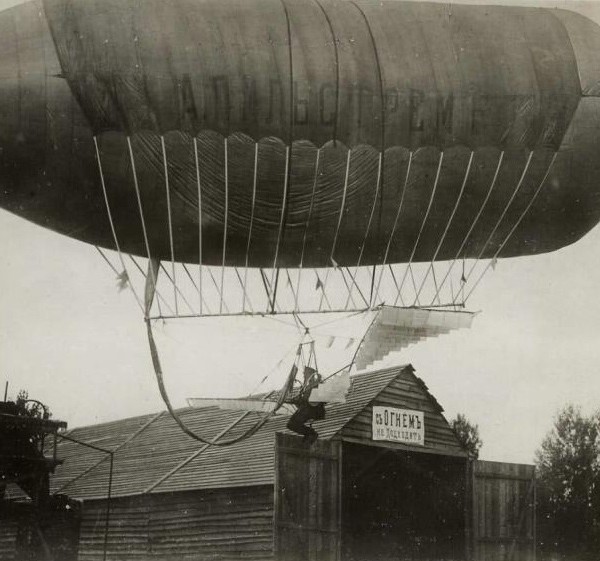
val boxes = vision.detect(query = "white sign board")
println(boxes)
[372,406,424,446]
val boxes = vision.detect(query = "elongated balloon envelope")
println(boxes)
[2,0,600,275]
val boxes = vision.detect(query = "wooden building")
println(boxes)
[1,365,536,561]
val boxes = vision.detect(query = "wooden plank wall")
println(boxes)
[148,488,274,560]
[79,496,149,561]
[275,434,341,561]
[0,516,17,561]
[0,502,80,561]
[341,370,464,455]
[472,461,535,561]
[78,486,274,561]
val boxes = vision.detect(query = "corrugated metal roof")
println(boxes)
[48,365,415,500]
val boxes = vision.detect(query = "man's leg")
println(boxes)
[287,403,323,442]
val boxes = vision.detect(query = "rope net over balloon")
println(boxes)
[94,132,556,319]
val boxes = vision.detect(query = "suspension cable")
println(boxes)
[127,136,159,316]
[348,305,383,372]
[319,149,352,310]
[220,138,229,314]
[455,150,534,302]
[128,255,173,316]
[181,263,212,315]
[161,136,178,314]
[95,246,120,276]
[295,148,321,312]
[413,151,474,306]
[396,151,444,305]
[463,152,557,303]
[193,137,203,315]
[93,137,144,313]
[243,143,259,312]
[373,151,413,304]
[270,146,291,313]
[431,151,505,306]
[345,152,383,309]
[158,262,196,315]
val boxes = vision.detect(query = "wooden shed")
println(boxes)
[1,365,536,561]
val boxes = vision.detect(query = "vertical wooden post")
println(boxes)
[464,458,472,561]
[273,434,280,558]
[471,460,477,561]
[337,440,343,561]
[533,467,537,561]
[103,452,114,561]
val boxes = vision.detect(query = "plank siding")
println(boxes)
[472,461,535,561]
[0,518,17,561]
[78,487,274,561]
[275,435,342,561]
[341,369,465,456]
[0,502,80,561]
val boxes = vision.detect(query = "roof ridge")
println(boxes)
[414,375,444,413]
[67,409,162,434]
[350,363,413,379]
[330,364,413,439]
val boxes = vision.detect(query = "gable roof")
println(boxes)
[39,364,454,501]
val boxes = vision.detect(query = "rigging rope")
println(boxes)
[462,151,558,304]
[243,143,259,313]
[431,151,505,306]
[413,151,474,306]
[158,262,195,315]
[269,146,291,312]
[270,0,296,313]
[396,152,445,305]
[140,241,318,445]
[94,137,144,313]
[454,150,534,302]
[181,263,212,314]
[247,341,304,396]
[346,305,383,373]
[319,149,352,311]
[128,255,171,316]
[95,246,120,277]
[161,136,178,314]
[295,148,321,312]
[339,267,362,308]
[220,138,229,314]
[373,152,413,304]
[345,153,383,309]
[146,316,301,446]
[235,267,255,313]
[193,137,203,315]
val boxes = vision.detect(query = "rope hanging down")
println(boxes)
[144,258,301,446]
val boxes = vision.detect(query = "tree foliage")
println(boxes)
[450,413,482,459]
[535,405,600,559]
[15,389,50,419]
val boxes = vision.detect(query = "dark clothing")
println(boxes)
[287,401,326,442]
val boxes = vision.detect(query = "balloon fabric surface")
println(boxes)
[2,0,600,272]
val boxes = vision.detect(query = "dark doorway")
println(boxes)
[342,442,467,561]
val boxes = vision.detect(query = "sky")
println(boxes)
[2,0,600,465]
